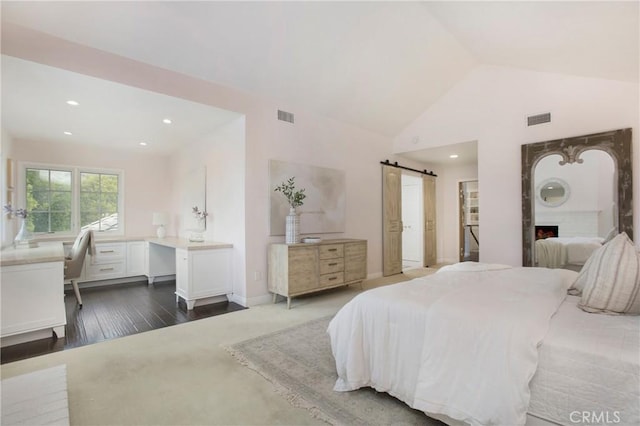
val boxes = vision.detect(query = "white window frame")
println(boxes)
[18,161,125,239]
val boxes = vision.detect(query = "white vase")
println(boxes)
[189,218,205,242]
[285,207,300,244]
[14,218,33,247]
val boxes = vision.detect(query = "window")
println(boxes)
[26,168,72,233]
[21,163,123,237]
[80,172,119,232]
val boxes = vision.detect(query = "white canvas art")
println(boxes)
[269,160,345,236]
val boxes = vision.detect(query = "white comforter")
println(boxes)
[328,265,576,426]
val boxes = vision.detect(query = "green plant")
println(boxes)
[274,177,306,208]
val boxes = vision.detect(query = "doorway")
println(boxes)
[459,180,479,262]
[401,174,424,271]
[382,163,436,276]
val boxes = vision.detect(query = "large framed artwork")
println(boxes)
[269,159,345,236]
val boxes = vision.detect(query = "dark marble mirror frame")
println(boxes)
[521,128,633,266]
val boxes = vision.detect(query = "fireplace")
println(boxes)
[535,225,558,240]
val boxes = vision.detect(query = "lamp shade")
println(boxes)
[152,212,169,226]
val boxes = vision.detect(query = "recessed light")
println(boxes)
[139,142,147,146]
[547,186,554,190]
[449,154,459,159]
[63,131,73,135]
[66,100,79,106]
[162,118,172,124]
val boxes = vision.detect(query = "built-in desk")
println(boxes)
[0,237,234,345]
[146,238,234,309]
[0,242,67,344]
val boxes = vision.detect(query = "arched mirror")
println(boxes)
[522,128,633,267]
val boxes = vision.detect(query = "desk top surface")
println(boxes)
[146,237,233,250]
[0,242,65,267]
[1,238,232,267]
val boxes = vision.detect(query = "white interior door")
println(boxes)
[402,175,423,264]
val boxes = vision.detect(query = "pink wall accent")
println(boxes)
[10,139,173,240]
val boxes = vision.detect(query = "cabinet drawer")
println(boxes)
[91,243,126,264]
[319,244,343,259]
[85,261,126,279]
[320,258,344,275]
[319,272,344,287]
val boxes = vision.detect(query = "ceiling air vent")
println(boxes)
[527,112,551,126]
[277,109,294,124]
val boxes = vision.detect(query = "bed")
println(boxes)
[535,237,603,270]
[327,263,640,426]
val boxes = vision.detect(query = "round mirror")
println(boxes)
[536,178,570,207]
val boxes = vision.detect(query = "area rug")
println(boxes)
[1,364,70,425]
[226,316,444,426]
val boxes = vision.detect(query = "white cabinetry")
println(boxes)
[465,190,479,225]
[175,247,232,310]
[1,243,66,343]
[84,242,126,281]
[145,241,176,283]
[126,241,146,276]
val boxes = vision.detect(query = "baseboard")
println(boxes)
[366,272,383,280]
[1,329,53,348]
[231,292,272,307]
[64,275,173,291]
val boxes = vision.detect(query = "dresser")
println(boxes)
[268,239,367,309]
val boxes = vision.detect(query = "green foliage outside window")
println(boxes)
[25,168,120,234]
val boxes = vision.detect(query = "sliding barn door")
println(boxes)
[423,175,437,266]
[382,165,403,276]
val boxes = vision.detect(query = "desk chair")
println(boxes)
[64,230,94,308]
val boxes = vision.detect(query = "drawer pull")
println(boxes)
[100,267,115,272]
[328,262,338,266]
[328,248,337,252]
[328,277,337,281]
[100,250,116,254]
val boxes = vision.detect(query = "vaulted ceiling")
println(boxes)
[1,1,638,152]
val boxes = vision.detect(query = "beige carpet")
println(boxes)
[0,269,439,425]
[227,316,443,426]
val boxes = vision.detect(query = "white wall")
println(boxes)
[1,129,15,247]
[395,65,640,264]
[170,116,248,302]
[431,162,478,264]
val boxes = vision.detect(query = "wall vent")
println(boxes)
[527,112,551,126]
[277,109,294,124]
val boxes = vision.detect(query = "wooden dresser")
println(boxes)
[268,239,367,308]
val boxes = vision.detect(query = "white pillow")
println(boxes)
[575,232,640,315]
[603,228,618,244]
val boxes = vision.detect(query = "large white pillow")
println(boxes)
[575,232,640,315]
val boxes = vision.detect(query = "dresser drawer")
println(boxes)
[319,244,343,259]
[91,243,126,264]
[319,272,344,287]
[85,261,126,279]
[320,258,344,275]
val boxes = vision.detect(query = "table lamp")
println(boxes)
[152,212,169,238]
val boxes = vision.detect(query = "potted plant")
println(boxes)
[274,177,306,244]
[274,177,306,214]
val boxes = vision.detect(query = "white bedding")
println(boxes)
[529,296,640,425]
[328,266,575,426]
[536,237,603,268]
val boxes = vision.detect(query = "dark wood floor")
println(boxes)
[1,280,245,364]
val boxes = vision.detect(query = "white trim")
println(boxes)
[18,161,125,238]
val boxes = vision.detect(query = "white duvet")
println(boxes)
[328,265,577,426]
